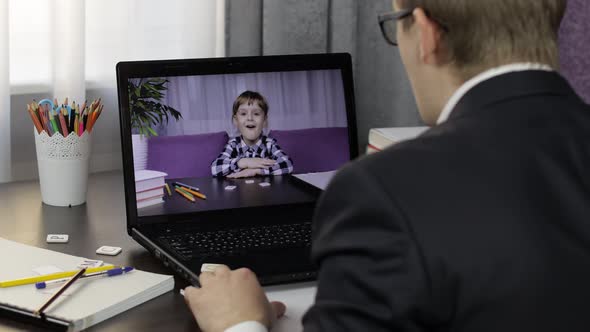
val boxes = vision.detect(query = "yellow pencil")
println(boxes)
[178,186,199,196]
[180,186,207,200]
[0,265,115,288]
[164,183,172,196]
[175,187,195,202]
[193,191,207,200]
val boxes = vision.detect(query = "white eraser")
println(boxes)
[225,185,237,190]
[96,246,122,256]
[258,182,271,187]
[77,259,104,268]
[179,289,185,297]
[46,234,69,243]
[201,263,223,273]
[245,180,255,184]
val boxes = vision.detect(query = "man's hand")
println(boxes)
[238,158,276,170]
[184,266,286,332]
[227,168,262,178]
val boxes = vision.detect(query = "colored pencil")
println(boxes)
[27,106,43,134]
[58,110,69,137]
[175,187,195,202]
[26,98,103,137]
[178,186,206,200]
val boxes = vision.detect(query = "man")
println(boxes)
[184,0,590,331]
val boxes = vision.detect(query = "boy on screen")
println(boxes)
[211,91,293,178]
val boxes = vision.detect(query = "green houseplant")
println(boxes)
[128,78,182,170]
[128,78,182,137]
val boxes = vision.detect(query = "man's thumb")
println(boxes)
[271,301,287,318]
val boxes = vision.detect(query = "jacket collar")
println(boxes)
[443,69,576,123]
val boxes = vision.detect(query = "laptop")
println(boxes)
[116,53,358,285]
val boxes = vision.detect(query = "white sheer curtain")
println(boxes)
[2,0,224,183]
[0,0,9,183]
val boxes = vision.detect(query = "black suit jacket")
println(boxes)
[303,71,590,331]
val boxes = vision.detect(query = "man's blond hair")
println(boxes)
[400,0,567,79]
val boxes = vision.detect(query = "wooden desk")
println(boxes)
[0,171,315,331]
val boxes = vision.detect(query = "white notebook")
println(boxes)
[0,238,174,331]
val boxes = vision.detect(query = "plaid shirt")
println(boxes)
[211,135,294,177]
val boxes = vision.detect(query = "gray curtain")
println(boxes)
[226,0,421,152]
[226,0,590,152]
[558,0,590,104]
[156,70,347,136]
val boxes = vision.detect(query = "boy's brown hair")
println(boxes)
[399,0,567,79]
[232,91,269,117]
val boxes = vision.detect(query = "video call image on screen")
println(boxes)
[129,69,350,217]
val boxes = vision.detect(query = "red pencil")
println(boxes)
[27,105,43,134]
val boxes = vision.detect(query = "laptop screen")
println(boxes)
[117,54,357,227]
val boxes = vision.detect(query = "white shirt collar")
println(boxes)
[436,63,554,124]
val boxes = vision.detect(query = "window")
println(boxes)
[8,0,225,90]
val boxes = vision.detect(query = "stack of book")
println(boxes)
[367,126,429,154]
[135,170,168,208]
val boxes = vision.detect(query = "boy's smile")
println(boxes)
[233,102,267,146]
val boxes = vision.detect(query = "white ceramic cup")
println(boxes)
[34,129,92,207]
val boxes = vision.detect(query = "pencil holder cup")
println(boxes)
[34,129,92,207]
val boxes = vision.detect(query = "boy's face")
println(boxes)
[233,101,267,145]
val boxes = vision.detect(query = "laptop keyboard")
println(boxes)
[159,222,312,259]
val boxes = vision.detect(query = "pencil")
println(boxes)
[177,185,207,200]
[172,181,199,191]
[87,105,101,132]
[175,187,195,202]
[33,267,87,316]
[46,106,54,136]
[58,110,69,137]
[63,107,69,128]
[70,104,76,132]
[79,116,84,135]
[175,186,194,198]
[27,105,43,134]
[164,183,172,196]
[0,265,115,288]
[83,108,88,129]
[39,107,49,134]
[49,111,60,136]
[192,191,207,200]
[178,186,206,200]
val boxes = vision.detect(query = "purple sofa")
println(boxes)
[146,127,350,179]
[147,131,229,179]
[269,127,349,174]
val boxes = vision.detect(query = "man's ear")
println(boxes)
[413,8,445,65]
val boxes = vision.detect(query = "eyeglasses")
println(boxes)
[378,8,449,46]
[378,9,414,46]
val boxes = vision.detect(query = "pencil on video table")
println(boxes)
[175,186,195,202]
